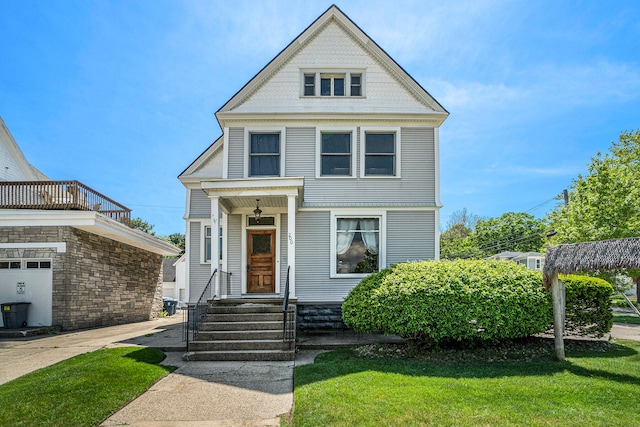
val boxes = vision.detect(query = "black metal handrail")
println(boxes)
[283,266,295,347]
[185,269,217,351]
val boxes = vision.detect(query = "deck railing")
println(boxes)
[0,180,131,223]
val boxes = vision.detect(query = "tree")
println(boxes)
[472,212,546,257]
[440,209,483,259]
[161,233,185,253]
[548,129,640,244]
[129,217,155,235]
[445,208,482,231]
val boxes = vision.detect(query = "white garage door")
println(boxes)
[0,260,53,327]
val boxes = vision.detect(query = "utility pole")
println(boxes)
[563,189,569,207]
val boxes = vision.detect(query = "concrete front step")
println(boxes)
[197,330,284,341]
[208,304,289,314]
[199,320,283,331]
[205,312,284,322]
[185,349,295,362]
[189,339,289,352]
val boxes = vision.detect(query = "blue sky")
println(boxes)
[1,0,639,236]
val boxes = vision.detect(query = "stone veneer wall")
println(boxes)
[296,303,347,331]
[0,226,163,330]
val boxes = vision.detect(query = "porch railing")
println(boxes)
[0,180,131,224]
[184,269,217,351]
[283,266,295,348]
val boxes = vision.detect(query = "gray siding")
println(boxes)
[189,222,211,302]
[189,189,210,218]
[386,210,436,265]
[226,214,243,295]
[227,127,244,178]
[296,210,361,303]
[285,127,315,177]
[285,127,436,206]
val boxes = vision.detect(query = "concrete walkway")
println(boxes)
[0,312,639,426]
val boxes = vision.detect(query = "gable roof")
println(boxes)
[178,135,223,180]
[0,116,49,181]
[216,4,448,117]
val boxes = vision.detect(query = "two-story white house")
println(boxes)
[179,5,448,331]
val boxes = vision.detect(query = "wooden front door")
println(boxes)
[247,229,276,293]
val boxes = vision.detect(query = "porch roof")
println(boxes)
[200,177,303,212]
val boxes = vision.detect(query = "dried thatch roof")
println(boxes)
[543,237,640,287]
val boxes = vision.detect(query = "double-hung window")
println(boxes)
[364,133,396,176]
[304,74,315,96]
[335,217,381,275]
[350,74,362,96]
[321,132,352,176]
[249,133,280,176]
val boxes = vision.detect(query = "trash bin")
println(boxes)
[162,298,177,316]
[2,302,30,329]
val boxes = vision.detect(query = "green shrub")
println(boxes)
[561,274,613,337]
[342,260,552,346]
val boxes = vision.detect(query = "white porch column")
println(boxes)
[210,196,221,299]
[287,194,297,298]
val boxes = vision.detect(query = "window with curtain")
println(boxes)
[365,133,395,176]
[336,217,380,274]
[249,133,280,176]
[321,132,351,176]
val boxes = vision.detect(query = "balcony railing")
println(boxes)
[0,180,131,224]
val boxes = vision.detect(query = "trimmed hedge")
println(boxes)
[342,260,552,346]
[561,274,613,337]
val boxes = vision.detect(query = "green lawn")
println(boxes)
[293,340,640,426]
[613,313,640,325]
[0,346,174,427]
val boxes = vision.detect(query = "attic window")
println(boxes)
[302,71,364,97]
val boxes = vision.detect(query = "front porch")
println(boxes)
[200,177,304,301]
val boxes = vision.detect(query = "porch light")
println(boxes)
[254,199,262,223]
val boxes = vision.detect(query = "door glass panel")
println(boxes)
[252,234,271,254]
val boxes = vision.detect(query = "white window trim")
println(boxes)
[200,222,212,265]
[244,127,286,178]
[200,214,227,266]
[241,213,281,295]
[359,126,402,179]
[315,126,358,179]
[330,209,387,279]
[300,69,366,98]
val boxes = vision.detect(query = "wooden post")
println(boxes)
[551,271,565,361]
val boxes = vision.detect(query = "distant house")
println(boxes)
[162,255,187,304]
[492,251,544,271]
[0,116,180,330]
[179,5,448,329]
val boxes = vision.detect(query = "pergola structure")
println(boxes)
[543,237,640,360]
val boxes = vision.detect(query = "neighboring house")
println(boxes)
[0,116,181,330]
[492,251,544,271]
[162,255,188,304]
[179,5,448,329]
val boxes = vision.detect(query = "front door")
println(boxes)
[247,229,276,293]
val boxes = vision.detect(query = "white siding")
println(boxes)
[227,127,244,179]
[386,210,436,265]
[231,21,434,115]
[189,189,210,218]
[189,222,210,302]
